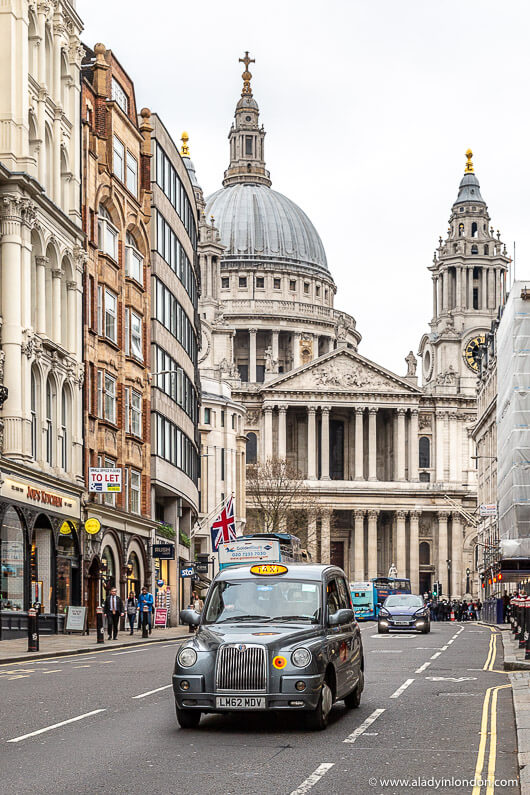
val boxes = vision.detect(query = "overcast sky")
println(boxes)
[81,0,530,376]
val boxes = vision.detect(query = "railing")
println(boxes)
[224,298,349,322]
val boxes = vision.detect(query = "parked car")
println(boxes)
[174,563,364,730]
[378,594,430,634]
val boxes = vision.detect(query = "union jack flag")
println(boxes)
[210,496,237,550]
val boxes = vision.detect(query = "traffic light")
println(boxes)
[432,582,438,598]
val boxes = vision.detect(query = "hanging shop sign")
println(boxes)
[156,579,165,588]
[88,467,122,493]
[84,517,101,535]
[180,566,194,578]
[59,521,72,535]
[152,543,175,559]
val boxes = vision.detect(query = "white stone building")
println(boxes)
[0,0,85,638]
[198,57,509,599]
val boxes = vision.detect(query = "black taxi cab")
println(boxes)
[173,563,365,730]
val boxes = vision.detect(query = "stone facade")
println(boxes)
[0,0,85,636]
[197,58,510,599]
[81,43,156,625]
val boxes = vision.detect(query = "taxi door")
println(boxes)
[325,575,356,699]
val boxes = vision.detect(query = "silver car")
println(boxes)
[173,563,365,730]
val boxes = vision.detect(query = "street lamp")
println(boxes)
[446,559,452,601]
[466,567,471,594]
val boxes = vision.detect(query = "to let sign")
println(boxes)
[89,468,122,493]
[152,543,175,560]
[480,504,497,517]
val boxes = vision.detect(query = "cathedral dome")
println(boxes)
[205,182,329,273]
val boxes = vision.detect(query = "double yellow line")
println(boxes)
[472,683,511,795]
[483,631,497,671]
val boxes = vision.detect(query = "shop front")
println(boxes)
[0,472,82,639]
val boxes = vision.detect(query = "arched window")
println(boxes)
[471,222,478,238]
[125,231,143,284]
[1,507,25,611]
[45,125,53,197]
[419,436,430,468]
[61,50,70,111]
[419,542,430,565]
[246,432,257,464]
[98,205,118,260]
[484,245,489,255]
[458,223,464,237]
[471,245,478,255]
[46,377,56,465]
[31,369,38,459]
[61,386,71,471]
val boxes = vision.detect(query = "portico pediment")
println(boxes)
[264,348,422,394]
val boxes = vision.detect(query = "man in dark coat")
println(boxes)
[103,586,124,640]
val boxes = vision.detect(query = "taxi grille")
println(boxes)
[216,644,267,691]
[390,615,413,621]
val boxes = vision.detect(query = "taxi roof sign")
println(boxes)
[250,564,288,576]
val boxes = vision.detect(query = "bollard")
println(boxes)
[96,605,105,644]
[142,604,149,638]
[525,600,530,660]
[516,598,524,641]
[511,598,518,634]
[27,607,39,652]
[519,598,528,648]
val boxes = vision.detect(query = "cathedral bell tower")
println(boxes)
[222,52,271,188]
[419,150,509,395]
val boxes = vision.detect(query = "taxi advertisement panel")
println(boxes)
[218,538,281,569]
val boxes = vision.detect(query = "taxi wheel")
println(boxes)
[306,679,333,731]
[377,624,388,634]
[344,671,363,709]
[175,706,202,729]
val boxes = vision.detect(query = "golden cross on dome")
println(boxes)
[465,148,474,174]
[181,131,190,157]
[239,51,255,96]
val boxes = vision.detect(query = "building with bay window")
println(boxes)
[0,0,85,639]
[81,43,156,628]
[149,116,201,620]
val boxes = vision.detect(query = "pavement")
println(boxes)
[500,626,530,790]
[0,620,522,794]
[0,624,191,664]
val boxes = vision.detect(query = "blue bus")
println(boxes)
[351,577,412,620]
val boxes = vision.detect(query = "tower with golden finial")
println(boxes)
[223,52,271,188]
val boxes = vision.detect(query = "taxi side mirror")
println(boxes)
[328,608,354,627]
[180,609,201,626]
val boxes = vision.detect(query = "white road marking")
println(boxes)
[42,669,62,674]
[430,652,441,659]
[8,675,29,680]
[415,662,431,673]
[441,645,449,651]
[132,684,172,699]
[426,676,477,682]
[390,678,415,698]
[371,634,416,639]
[113,648,151,655]
[343,708,385,744]
[290,763,335,795]
[73,665,91,668]
[447,639,454,644]
[7,709,106,743]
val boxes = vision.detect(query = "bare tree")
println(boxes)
[245,458,317,543]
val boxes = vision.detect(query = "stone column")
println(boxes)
[320,508,331,564]
[409,409,419,482]
[307,406,317,479]
[435,412,446,482]
[249,328,257,383]
[0,197,23,455]
[495,269,501,308]
[354,509,366,580]
[409,511,420,594]
[53,107,62,204]
[264,406,273,459]
[52,268,62,344]
[271,330,279,363]
[354,406,364,480]
[451,512,463,598]
[437,512,449,598]
[396,510,407,578]
[442,270,449,311]
[368,407,378,481]
[397,408,406,481]
[481,268,487,311]
[456,266,462,308]
[467,266,474,309]
[293,332,301,368]
[307,511,317,562]
[36,256,47,334]
[437,276,443,316]
[448,413,458,481]
[66,281,77,354]
[432,276,437,318]
[320,406,330,480]
[277,405,287,460]
[367,510,379,578]
[487,269,494,311]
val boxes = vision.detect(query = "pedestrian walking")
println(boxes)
[187,598,195,633]
[431,601,438,622]
[476,599,482,621]
[138,586,154,634]
[126,591,138,635]
[193,591,204,613]
[104,587,124,640]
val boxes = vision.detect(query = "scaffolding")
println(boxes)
[497,281,530,558]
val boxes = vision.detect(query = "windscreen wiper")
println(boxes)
[215,614,266,623]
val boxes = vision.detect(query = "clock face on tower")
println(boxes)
[463,334,486,372]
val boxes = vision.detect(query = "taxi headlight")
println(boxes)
[177,647,197,668]
[292,647,312,668]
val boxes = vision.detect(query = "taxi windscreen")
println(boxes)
[203,579,321,624]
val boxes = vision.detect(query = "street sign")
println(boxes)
[59,521,72,535]
[84,517,101,535]
[65,606,87,633]
[88,467,122,493]
[180,567,194,578]
[152,543,175,559]
[480,504,497,517]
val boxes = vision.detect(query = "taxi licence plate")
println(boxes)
[394,620,410,625]
[216,696,265,709]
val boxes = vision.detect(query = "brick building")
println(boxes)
[81,43,156,626]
